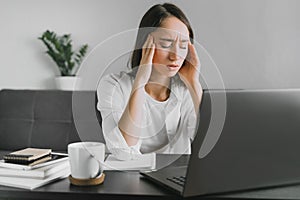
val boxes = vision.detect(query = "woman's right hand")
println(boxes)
[134,34,155,86]
[119,34,155,146]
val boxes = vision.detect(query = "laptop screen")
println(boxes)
[184,89,300,196]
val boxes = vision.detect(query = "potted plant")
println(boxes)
[38,30,88,90]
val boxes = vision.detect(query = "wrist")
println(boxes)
[191,81,203,95]
[133,78,147,91]
[185,79,203,97]
[182,77,201,88]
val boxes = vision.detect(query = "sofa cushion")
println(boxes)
[0,89,104,151]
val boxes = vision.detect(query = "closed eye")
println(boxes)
[179,44,187,49]
[160,42,173,48]
[159,39,188,49]
[180,41,188,49]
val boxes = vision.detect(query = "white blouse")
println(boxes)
[97,71,197,160]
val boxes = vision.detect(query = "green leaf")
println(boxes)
[38,30,89,76]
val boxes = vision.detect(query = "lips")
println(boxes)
[167,64,179,68]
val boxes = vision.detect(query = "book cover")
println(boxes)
[0,160,69,179]
[0,167,70,190]
[3,148,51,163]
[14,156,52,166]
[0,152,68,170]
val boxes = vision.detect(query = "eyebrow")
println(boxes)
[159,38,189,43]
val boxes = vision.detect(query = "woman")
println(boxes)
[97,3,202,160]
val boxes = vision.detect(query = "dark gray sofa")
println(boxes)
[0,89,104,153]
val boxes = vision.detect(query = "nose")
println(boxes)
[168,46,180,61]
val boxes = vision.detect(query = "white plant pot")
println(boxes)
[55,76,79,90]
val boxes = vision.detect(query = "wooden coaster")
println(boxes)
[69,173,105,186]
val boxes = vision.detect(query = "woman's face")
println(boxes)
[151,16,190,78]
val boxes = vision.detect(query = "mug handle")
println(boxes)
[90,153,107,178]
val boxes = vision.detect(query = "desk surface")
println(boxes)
[1,152,300,200]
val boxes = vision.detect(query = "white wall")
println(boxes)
[0,0,300,90]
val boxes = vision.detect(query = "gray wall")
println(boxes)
[0,0,299,90]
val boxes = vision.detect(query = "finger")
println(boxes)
[148,43,155,58]
[188,42,195,53]
[142,34,153,54]
[188,43,199,59]
[143,35,155,58]
[142,35,151,48]
[142,35,150,56]
[187,43,200,67]
[144,43,155,63]
[188,40,196,49]
[145,36,154,51]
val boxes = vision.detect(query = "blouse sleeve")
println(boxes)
[96,73,142,160]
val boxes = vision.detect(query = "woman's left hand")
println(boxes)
[178,41,201,85]
[178,41,203,115]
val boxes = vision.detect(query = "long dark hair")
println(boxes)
[130,3,194,69]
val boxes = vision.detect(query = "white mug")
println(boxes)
[68,142,105,179]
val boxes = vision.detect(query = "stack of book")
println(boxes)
[0,148,70,190]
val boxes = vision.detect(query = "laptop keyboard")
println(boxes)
[166,176,186,187]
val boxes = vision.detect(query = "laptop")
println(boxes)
[140,89,300,197]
